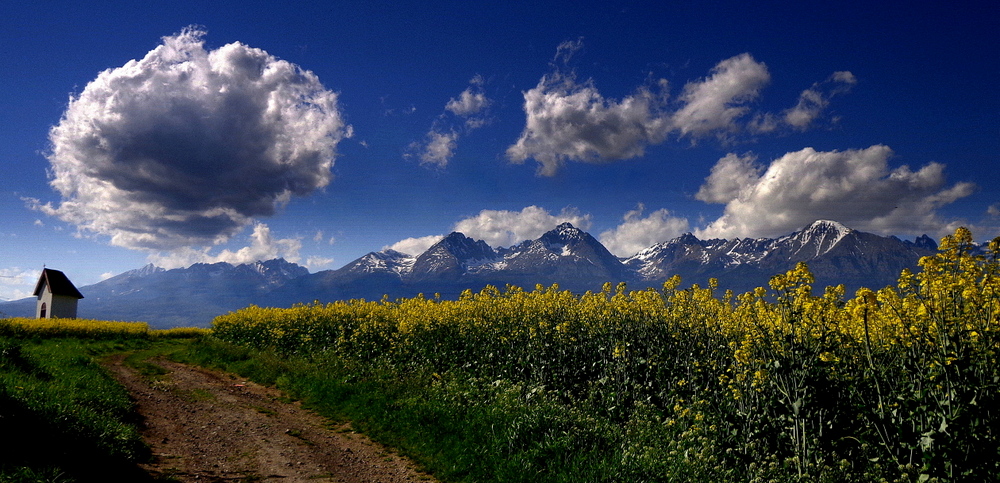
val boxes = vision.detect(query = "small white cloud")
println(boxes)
[831,71,857,85]
[411,130,459,168]
[988,203,1000,217]
[553,37,584,64]
[409,76,492,168]
[313,230,336,246]
[385,235,445,255]
[33,219,44,227]
[506,72,671,176]
[147,222,302,269]
[0,268,36,282]
[445,76,491,116]
[783,88,829,129]
[599,204,690,257]
[696,145,976,239]
[0,267,37,301]
[671,53,770,140]
[306,256,334,270]
[781,71,857,131]
[452,206,593,247]
[507,47,852,176]
[99,272,115,281]
[747,112,780,134]
[506,37,672,176]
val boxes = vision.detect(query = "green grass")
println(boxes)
[0,332,203,483]
[178,338,635,483]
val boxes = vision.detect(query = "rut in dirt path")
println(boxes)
[104,355,437,483]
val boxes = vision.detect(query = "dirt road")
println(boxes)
[104,355,437,483]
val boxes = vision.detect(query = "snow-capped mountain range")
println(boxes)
[0,221,944,327]
[337,222,631,291]
[624,220,939,291]
[320,220,938,297]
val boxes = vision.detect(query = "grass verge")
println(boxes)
[178,338,638,483]
[0,322,206,483]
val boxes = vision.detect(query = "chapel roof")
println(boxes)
[33,268,84,299]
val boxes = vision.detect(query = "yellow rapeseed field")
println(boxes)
[0,317,210,339]
[209,227,1000,480]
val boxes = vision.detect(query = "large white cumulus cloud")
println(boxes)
[696,145,976,239]
[35,27,351,251]
[694,152,763,204]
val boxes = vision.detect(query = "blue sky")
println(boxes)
[1,0,997,300]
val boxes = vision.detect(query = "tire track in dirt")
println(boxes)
[104,355,437,483]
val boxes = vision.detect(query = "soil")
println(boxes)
[103,355,438,483]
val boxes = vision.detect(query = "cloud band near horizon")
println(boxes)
[388,145,976,258]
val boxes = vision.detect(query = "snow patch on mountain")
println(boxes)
[354,250,416,275]
[786,220,854,258]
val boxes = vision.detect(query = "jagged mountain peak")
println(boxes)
[440,231,471,243]
[787,220,854,244]
[631,233,702,257]
[351,249,414,265]
[803,219,853,235]
[247,257,308,274]
[674,233,702,245]
[538,222,597,249]
[346,249,415,275]
[912,234,938,251]
[552,222,584,236]
[374,248,411,259]
[622,219,943,293]
[239,259,309,286]
[409,232,497,282]
[781,220,856,258]
[429,232,496,260]
[96,263,166,285]
[169,258,308,282]
[127,263,165,277]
